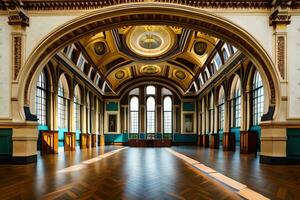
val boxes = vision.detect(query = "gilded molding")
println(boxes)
[8,9,29,27]
[277,36,285,79]
[269,9,291,26]
[13,36,22,80]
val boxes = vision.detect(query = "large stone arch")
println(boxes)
[18,2,280,122]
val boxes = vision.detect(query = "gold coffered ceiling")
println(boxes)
[79,25,220,94]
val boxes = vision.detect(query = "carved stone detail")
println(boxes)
[269,8,291,26]
[277,36,285,79]
[8,9,29,27]
[13,36,22,80]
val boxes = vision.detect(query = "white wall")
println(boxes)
[0,17,12,118]
[287,15,300,118]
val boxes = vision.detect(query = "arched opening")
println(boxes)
[12,3,282,165]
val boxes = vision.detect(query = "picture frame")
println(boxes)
[183,113,194,133]
[108,114,117,132]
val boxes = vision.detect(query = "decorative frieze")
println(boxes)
[277,36,285,80]
[8,9,29,27]
[269,9,291,27]
[13,36,22,80]
[0,0,276,11]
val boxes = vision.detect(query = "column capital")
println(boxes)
[269,6,291,27]
[8,9,29,27]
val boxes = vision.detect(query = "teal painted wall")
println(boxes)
[105,133,128,143]
[173,133,197,143]
[230,127,240,142]
[287,129,300,157]
[218,130,224,142]
[37,125,49,150]
[183,102,195,111]
[0,129,12,156]
[249,125,261,151]
[106,102,119,111]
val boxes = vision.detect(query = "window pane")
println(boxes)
[130,96,139,133]
[252,71,264,125]
[147,97,155,111]
[163,97,172,111]
[146,86,156,95]
[36,71,47,125]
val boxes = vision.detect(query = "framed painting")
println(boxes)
[108,114,117,132]
[184,113,194,133]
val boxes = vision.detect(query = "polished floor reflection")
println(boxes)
[0,147,241,200]
[172,146,300,200]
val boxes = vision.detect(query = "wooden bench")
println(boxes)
[41,131,58,155]
[240,131,258,154]
[223,132,235,151]
[64,132,76,151]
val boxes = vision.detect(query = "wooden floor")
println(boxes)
[172,146,300,200]
[0,146,241,200]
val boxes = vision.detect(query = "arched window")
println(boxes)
[209,93,214,132]
[232,78,241,128]
[163,96,172,134]
[130,96,139,133]
[36,71,47,125]
[222,48,229,61]
[146,96,156,134]
[218,88,225,131]
[252,70,264,125]
[213,53,222,70]
[57,76,68,129]
[146,85,156,95]
[74,85,81,132]
[86,92,91,133]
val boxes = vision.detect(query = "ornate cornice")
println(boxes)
[269,7,291,26]
[2,0,300,11]
[8,9,29,26]
[0,0,276,11]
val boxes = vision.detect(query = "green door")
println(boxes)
[0,129,12,156]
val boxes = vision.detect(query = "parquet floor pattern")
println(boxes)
[0,147,241,200]
[172,146,300,200]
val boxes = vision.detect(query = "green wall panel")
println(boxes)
[106,102,119,111]
[287,129,300,156]
[230,127,240,142]
[105,133,128,143]
[0,129,12,156]
[173,133,197,143]
[183,102,195,111]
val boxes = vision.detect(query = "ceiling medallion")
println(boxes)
[115,70,125,79]
[94,42,106,55]
[126,25,176,58]
[175,70,186,80]
[140,65,161,75]
[194,41,207,56]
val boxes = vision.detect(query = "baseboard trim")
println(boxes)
[260,155,300,165]
[11,155,37,164]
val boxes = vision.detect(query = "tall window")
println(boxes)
[130,96,139,133]
[252,71,264,125]
[232,79,241,127]
[208,94,214,132]
[146,96,155,134]
[36,71,47,125]
[222,48,229,61]
[163,96,172,134]
[218,90,225,131]
[74,86,81,132]
[57,79,68,129]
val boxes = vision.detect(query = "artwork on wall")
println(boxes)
[108,114,117,132]
[184,113,194,133]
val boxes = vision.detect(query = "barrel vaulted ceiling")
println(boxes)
[70,25,233,95]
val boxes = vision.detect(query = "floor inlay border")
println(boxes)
[166,148,270,200]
